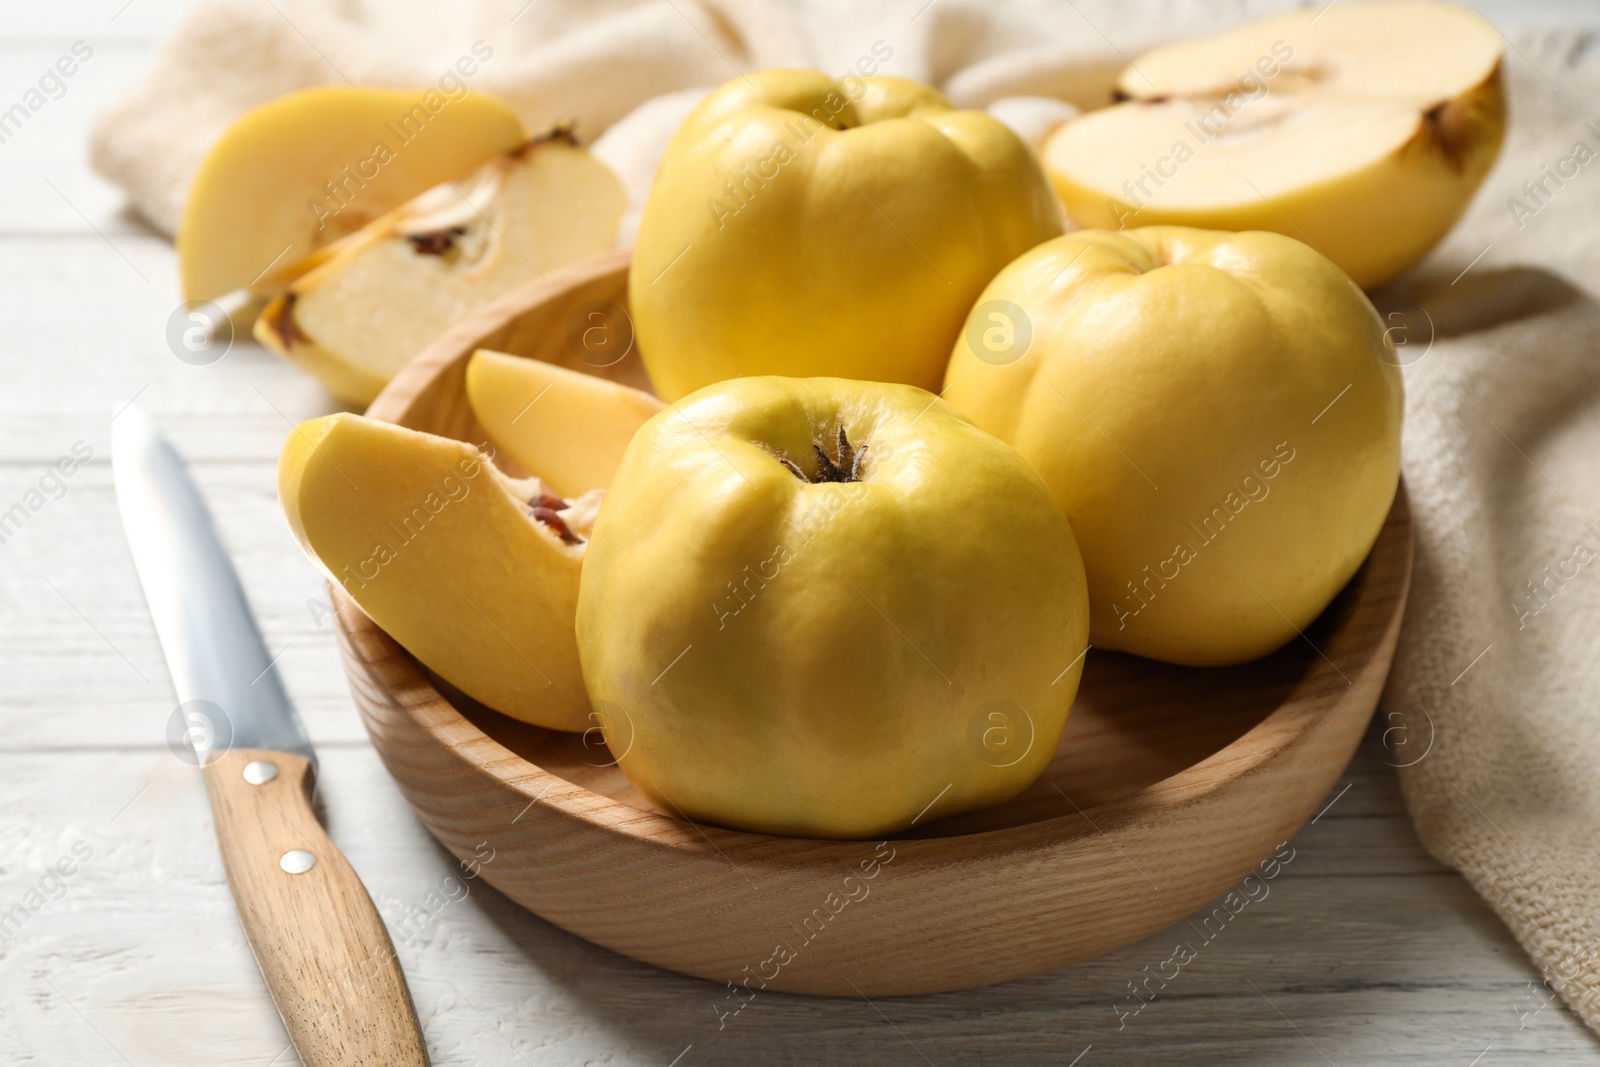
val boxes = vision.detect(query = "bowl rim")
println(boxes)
[345,249,1413,862]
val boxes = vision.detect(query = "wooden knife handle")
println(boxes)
[203,748,430,1066]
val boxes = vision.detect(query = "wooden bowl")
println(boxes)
[333,248,1413,996]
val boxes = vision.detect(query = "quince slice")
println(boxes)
[466,350,664,496]
[180,86,526,303]
[255,131,627,405]
[279,412,596,731]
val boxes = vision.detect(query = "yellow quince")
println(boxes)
[629,70,1063,400]
[944,227,1402,666]
[576,377,1089,839]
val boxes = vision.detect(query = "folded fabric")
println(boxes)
[89,0,1127,236]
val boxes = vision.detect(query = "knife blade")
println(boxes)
[113,403,314,766]
[114,405,429,1067]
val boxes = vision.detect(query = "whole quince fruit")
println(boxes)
[629,70,1063,401]
[943,227,1402,666]
[576,377,1089,839]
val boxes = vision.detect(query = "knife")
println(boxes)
[113,405,430,1067]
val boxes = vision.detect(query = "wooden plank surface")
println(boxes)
[2,1,1598,1063]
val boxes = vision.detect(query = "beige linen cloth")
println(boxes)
[92,0,1600,1033]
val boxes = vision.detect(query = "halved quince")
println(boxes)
[255,131,627,405]
[279,412,597,730]
[180,86,526,303]
[466,350,663,496]
[1043,1,1504,289]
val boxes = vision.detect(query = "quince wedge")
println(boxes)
[1043,0,1504,289]
[278,411,597,731]
[180,85,526,303]
[466,350,664,497]
[255,131,626,405]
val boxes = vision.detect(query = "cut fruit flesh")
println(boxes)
[1044,0,1505,289]
[1117,1,1503,104]
[180,86,526,303]
[278,412,596,731]
[255,132,627,405]
[1054,93,1442,208]
[466,350,664,497]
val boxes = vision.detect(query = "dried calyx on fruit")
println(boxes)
[761,425,867,484]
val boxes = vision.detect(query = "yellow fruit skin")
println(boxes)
[943,227,1402,666]
[576,377,1090,839]
[1047,69,1505,290]
[465,350,664,496]
[278,413,589,730]
[180,86,526,302]
[629,70,1063,401]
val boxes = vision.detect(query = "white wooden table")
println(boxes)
[3,2,1598,1063]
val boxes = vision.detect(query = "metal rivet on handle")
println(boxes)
[243,760,278,785]
[280,849,316,874]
